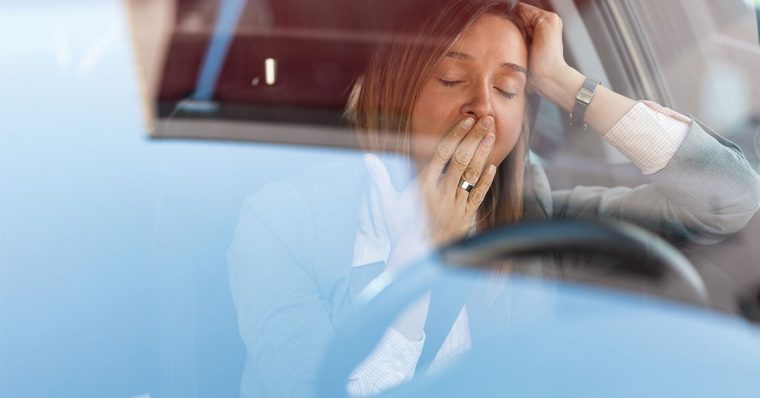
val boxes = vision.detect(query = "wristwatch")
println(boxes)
[569,77,600,130]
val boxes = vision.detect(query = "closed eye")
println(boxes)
[496,87,516,100]
[438,78,463,87]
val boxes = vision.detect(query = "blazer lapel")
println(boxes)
[296,155,370,324]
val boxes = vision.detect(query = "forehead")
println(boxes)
[448,14,528,66]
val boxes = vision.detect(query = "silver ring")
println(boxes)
[459,179,474,192]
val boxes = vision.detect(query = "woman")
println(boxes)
[228,1,760,396]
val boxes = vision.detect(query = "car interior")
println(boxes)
[1,0,758,396]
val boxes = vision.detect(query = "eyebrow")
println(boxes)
[445,51,527,74]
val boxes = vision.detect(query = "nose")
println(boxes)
[460,81,494,120]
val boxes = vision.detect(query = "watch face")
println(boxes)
[577,87,595,104]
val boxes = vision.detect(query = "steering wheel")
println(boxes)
[316,219,708,397]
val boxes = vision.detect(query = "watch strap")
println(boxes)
[570,78,600,130]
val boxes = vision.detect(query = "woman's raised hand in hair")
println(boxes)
[516,2,583,110]
[364,116,497,273]
[516,2,638,132]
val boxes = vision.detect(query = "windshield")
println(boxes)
[1,1,759,397]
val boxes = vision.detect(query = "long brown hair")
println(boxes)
[346,0,532,237]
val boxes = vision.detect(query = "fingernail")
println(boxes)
[483,133,495,145]
[482,116,494,128]
[463,117,475,129]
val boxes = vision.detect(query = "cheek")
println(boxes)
[410,88,461,160]
[491,110,524,165]
[412,89,458,135]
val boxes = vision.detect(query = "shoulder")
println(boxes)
[236,154,369,263]
[246,154,368,221]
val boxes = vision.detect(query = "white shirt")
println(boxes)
[346,101,691,396]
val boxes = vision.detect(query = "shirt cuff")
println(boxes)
[347,327,425,396]
[603,101,691,175]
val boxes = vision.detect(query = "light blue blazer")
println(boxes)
[227,119,760,397]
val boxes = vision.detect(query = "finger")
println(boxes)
[515,3,539,36]
[515,2,545,22]
[515,2,543,15]
[425,117,476,178]
[516,3,561,34]
[363,153,397,216]
[456,131,495,203]
[465,164,497,217]
[461,132,495,187]
[444,115,494,191]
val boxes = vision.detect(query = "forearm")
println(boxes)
[518,2,760,243]
[538,65,688,175]
[538,65,637,136]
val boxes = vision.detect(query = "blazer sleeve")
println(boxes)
[227,181,333,397]
[549,118,760,245]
